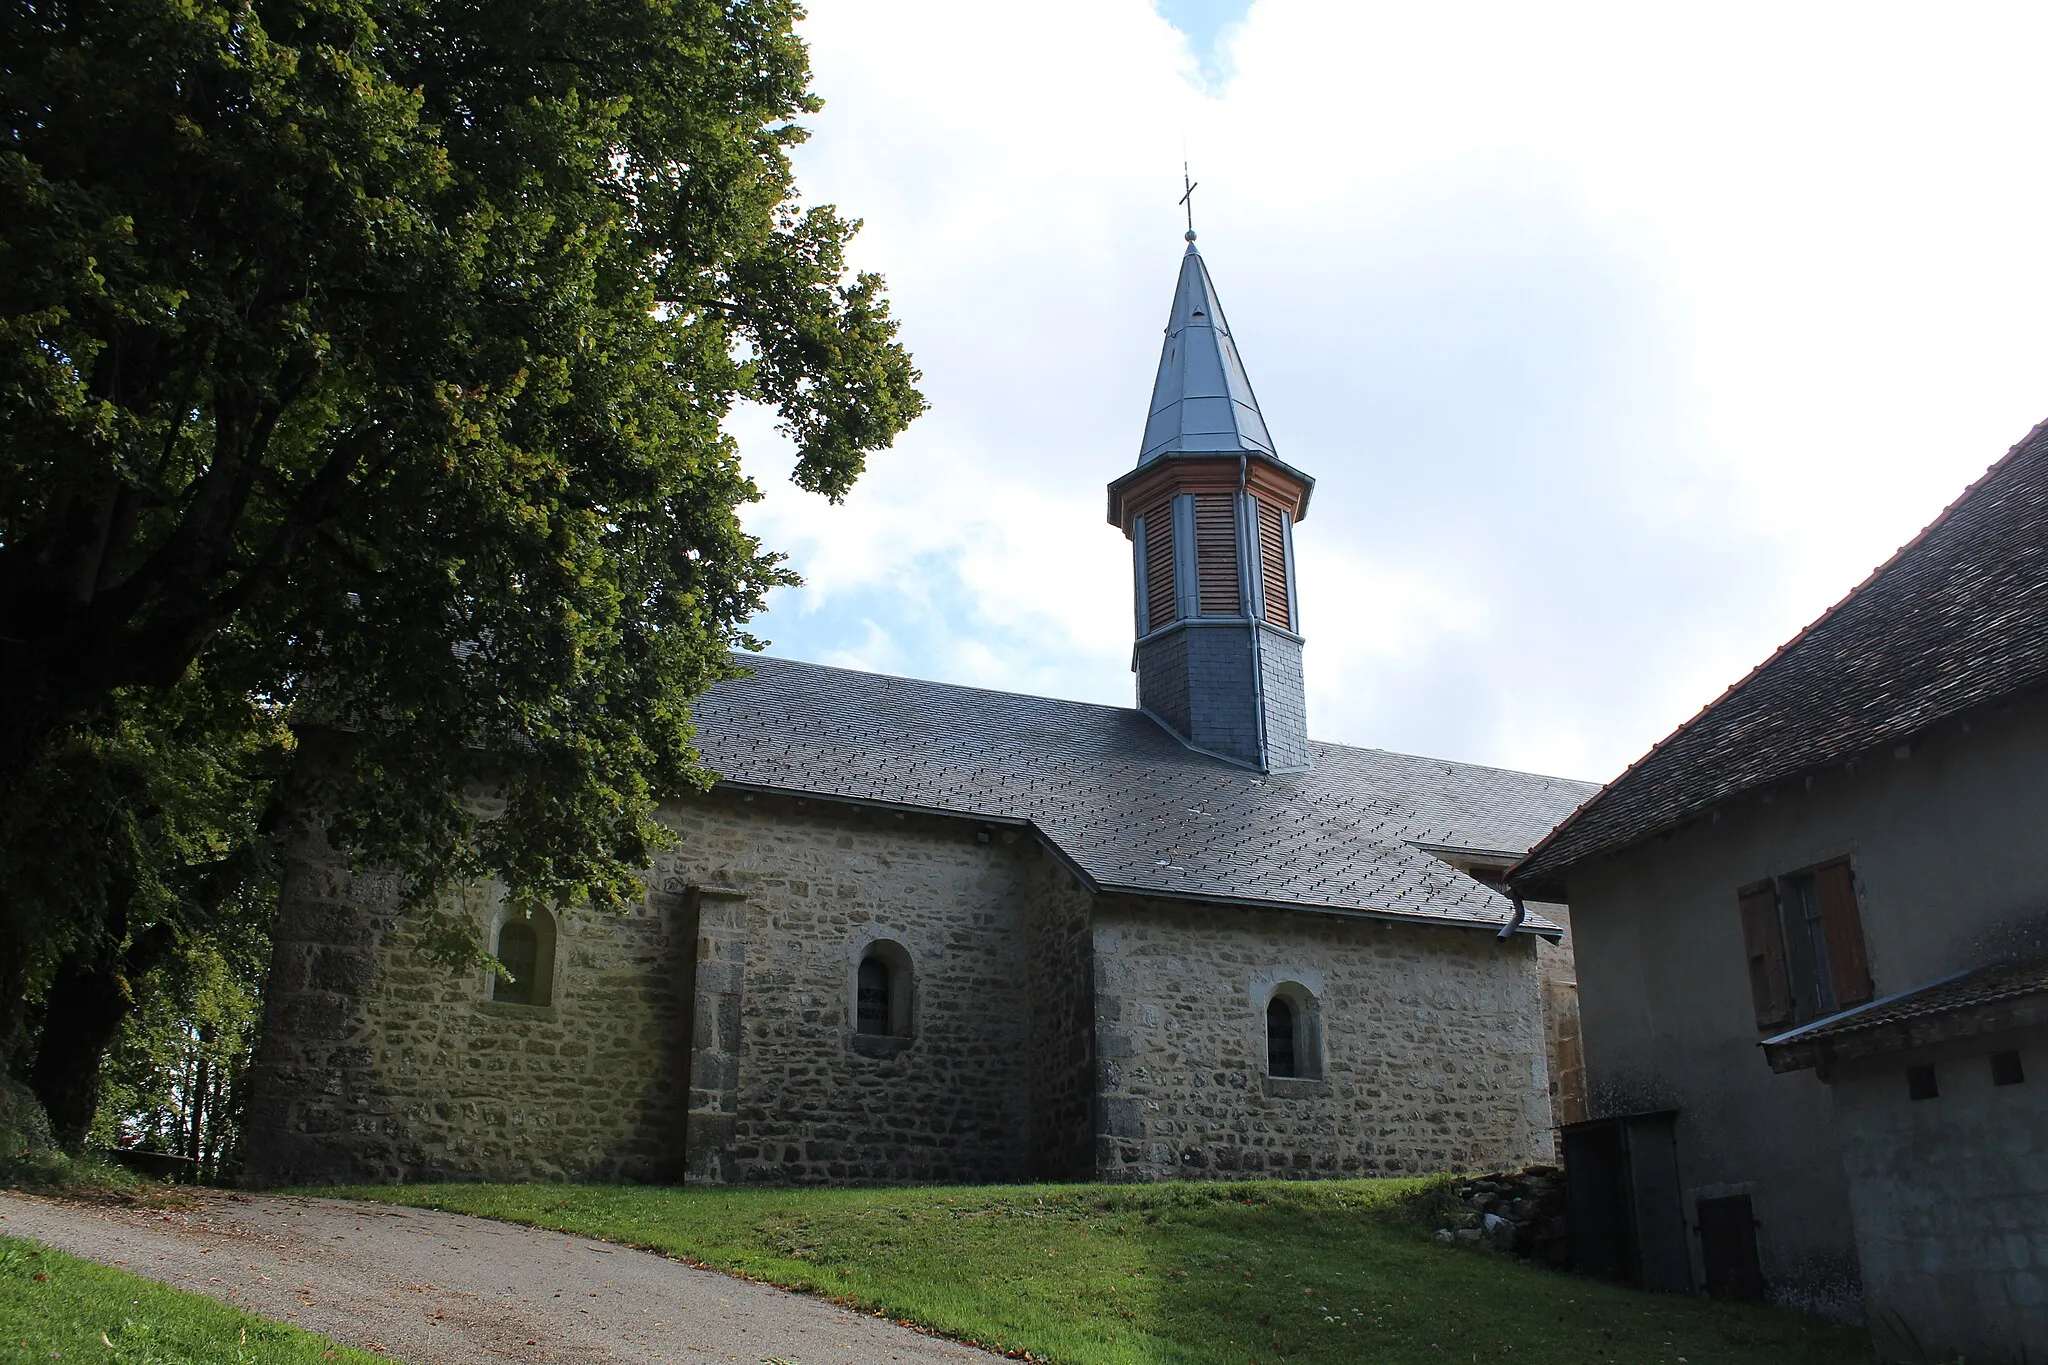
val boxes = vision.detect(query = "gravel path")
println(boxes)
[0,1189,999,1364]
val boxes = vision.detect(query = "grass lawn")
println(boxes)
[0,1233,387,1363]
[327,1177,1875,1365]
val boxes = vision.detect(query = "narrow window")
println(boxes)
[493,919,539,1005]
[1907,1064,1939,1101]
[1143,504,1177,633]
[1267,997,1297,1077]
[1991,1050,2025,1086]
[856,956,891,1036]
[1193,494,1241,616]
[1256,500,1292,630]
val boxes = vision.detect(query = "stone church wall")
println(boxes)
[248,791,1087,1187]
[685,795,1038,1184]
[1023,852,1097,1178]
[245,835,697,1187]
[1091,898,1554,1182]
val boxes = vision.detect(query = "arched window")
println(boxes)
[852,939,913,1041]
[1267,997,1298,1077]
[857,956,892,1035]
[1265,982,1323,1080]
[492,908,556,1006]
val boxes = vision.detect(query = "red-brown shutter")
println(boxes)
[1739,883,1793,1029]
[1193,494,1241,616]
[1814,859,1874,1007]
[1257,500,1291,629]
[1142,504,1176,632]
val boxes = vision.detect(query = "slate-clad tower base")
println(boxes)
[1138,621,1311,771]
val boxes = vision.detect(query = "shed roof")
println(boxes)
[1513,420,2048,896]
[1761,954,2048,1074]
[691,657,1594,935]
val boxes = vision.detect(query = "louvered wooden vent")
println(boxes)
[1142,505,1176,632]
[1257,500,1291,629]
[1194,495,1241,616]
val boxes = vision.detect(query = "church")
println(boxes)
[244,234,1597,1188]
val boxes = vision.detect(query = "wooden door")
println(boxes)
[1697,1194,1766,1302]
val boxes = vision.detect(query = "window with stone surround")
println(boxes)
[491,907,556,1006]
[1265,982,1323,1079]
[853,939,914,1042]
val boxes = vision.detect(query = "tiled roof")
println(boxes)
[1514,421,2048,894]
[1761,955,2048,1071]
[690,656,1595,934]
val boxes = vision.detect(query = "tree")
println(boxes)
[0,663,287,1143]
[1,0,922,941]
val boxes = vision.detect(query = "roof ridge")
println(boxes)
[734,654,1598,787]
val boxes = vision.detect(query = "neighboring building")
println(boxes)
[245,235,1595,1189]
[1510,423,2048,1349]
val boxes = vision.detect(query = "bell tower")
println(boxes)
[1107,233,1314,772]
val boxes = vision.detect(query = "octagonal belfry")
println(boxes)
[1107,236,1315,773]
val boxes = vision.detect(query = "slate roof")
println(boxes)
[688,656,1595,935]
[1139,241,1279,464]
[1514,420,2048,896]
[1761,954,2048,1072]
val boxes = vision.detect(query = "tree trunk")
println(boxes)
[28,943,132,1145]
[27,911,177,1148]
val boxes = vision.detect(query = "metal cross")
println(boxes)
[1179,164,1199,237]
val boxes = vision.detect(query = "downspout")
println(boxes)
[1240,451,1270,772]
[1497,897,1528,942]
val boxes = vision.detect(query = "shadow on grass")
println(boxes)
[326,1177,1875,1365]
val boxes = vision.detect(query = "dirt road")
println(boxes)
[0,1189,998,1364]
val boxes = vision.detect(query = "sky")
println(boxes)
[726,1,2048,784]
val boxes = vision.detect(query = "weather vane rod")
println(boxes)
[1179,163,1199,241]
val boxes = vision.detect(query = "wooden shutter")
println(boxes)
[1739,883,1793,1029]
[1193,494,1240,616]
[1257,500,1291,629]
[1813,859,1874,1007]
[1142,504,1176,632]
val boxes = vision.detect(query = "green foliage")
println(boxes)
[1,0,923,921]
[0,1235,383,1362]
[1,0,921,1125]
[331,1179,1877,1365]
[95,941,264,1177]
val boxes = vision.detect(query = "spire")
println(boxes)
[1138,241,1277,465]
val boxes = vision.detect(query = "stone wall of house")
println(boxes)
[1829,1022,2048,1361]
[245,834,697,1187]
[1024,852,1097,1178]
[246,792,1057,1187]
[1091,898,1554,1182]
[1532,901,1587,1129]
[687,794,1038,1184]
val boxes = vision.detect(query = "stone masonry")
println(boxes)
[1093,899,1555,1181]
[246,790,1559,1188]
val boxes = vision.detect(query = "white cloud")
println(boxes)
[736,0,2048,781]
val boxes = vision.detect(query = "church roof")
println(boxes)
[690,656,1594,936]
[1513,419,2048,897]
[1139,242,1280,464]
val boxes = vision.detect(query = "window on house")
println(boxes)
[853,940,913,1040]
[1907,1064,1939,1101]
[856,957,891,1036]
[1737,858,1873,1030]
[1264,983,1324,1080]
[1267,998,1297,1077]
[1991,1050,2025,1086]
[491,908,556,1006]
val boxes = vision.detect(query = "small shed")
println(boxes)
[1763,956,2048,1359]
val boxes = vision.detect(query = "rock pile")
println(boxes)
[1432,1166,1571,1267]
